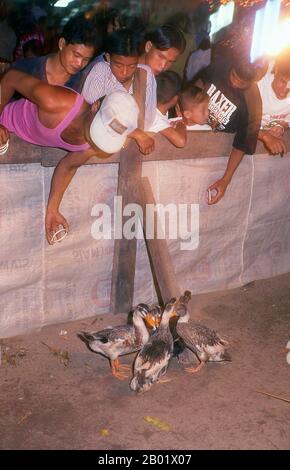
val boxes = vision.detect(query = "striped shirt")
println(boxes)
[82,61,156,131]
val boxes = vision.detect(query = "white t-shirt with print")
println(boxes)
[258,68,290,128]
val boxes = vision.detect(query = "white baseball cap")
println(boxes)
[90,91,139,154]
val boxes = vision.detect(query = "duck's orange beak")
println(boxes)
[144,315,157,329]
[145,314,161,329]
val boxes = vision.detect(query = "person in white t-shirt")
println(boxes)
[258,49,290,156]
[148,71,186,147]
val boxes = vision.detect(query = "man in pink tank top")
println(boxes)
[0,70,148,244]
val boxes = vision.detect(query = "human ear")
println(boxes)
[59,38,66,51]
[145,41,153,53]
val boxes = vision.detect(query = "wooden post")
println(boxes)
[110,68,147,314]
[110,141,143,313]
[139,176,181,303]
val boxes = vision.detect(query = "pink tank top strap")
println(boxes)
[57,92,86,133]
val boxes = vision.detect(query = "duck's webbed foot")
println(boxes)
[110,359,129,380]
[117,363,131,371]
[185,361,205,374]
[158,377,172,384]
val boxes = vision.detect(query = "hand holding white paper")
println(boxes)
[50,227,68,244]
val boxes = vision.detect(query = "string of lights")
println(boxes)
[208,0,290,8]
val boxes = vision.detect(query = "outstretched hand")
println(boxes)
[45,209,69,245]
[207,178,229,205]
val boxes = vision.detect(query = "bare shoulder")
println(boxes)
[39,86,77,113]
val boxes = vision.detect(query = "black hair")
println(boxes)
[105,28,142,56]
[145,24,186,54]
[156,71,182,104]
[179,83,209,112]
[61,15,99,50]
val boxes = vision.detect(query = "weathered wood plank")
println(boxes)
[1,131,289,167]
[110,141,143,314]
[139,176,181,303]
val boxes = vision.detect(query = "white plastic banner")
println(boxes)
[1,153,290,338]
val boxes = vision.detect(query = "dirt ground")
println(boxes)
[0,273,290,450]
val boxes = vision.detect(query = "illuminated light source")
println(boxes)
[54,0,74,7]
[268,18,290,55]
[210,1,235,38]
[250,0,281,62]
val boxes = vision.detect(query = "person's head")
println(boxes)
[87,91,139,154]
[58,16,99,75]
[143,24,186,76]
[272,49,290,100]
[156,70,182,110]
[229,53,262,89]
[105,28,142,86]
[177,84,209,125]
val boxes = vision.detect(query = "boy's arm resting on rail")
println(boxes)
[159,121,187,148]
[128,128,155,155]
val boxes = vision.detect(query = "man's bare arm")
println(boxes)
[0,69,72,115]
[45,148,96,244]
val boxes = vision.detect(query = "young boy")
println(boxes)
[148,73,209,147]
[176,83,210,127]
[82,28,156,155]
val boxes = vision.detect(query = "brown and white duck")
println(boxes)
[78,304,159,380]
[130,298,177,393]
[175,292,231,373]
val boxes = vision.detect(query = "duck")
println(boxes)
[130,298,177,393]
[77,304,159,380]
[127,303,162,331]
[171,290,193,362]
[174,292,231,373]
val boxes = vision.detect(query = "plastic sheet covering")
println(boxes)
[1,153,290,338]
